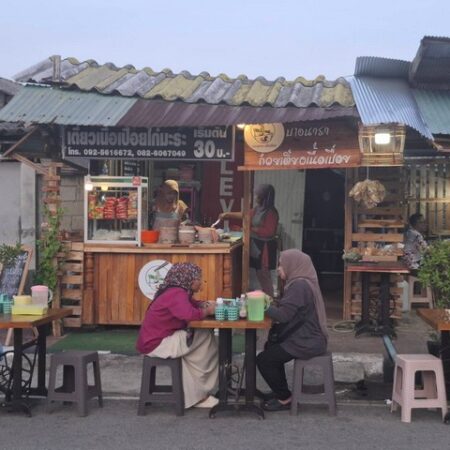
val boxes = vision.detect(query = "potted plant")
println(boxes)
[418,239,450,309]
[34,206,65,296]
[0,242,23,269]
[418,239,450,356]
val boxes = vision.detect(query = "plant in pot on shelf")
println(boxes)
[417,239,450,356]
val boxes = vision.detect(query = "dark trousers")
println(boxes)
[256,344,294,401]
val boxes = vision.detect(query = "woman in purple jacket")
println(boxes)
[256,249,328,411]
[136,262,218,409]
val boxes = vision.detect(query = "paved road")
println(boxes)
[1,399,448,450]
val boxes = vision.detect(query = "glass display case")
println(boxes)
[84,176,148,245]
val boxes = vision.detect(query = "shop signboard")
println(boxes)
[62,125,234,161]
[242,120,361,170]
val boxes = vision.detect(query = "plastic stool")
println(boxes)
[408,276,433,308]
[47,351,103,417]
[291,352,337,416]
[391,354,447,423]
[138,356,184,416]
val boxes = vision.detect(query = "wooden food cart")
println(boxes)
[82,241,242,325]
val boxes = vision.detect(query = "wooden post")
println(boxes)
[242,171,252,293]
[343,169,355,320]
[82,252,95,324]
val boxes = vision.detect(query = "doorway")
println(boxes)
[302,169,345,319]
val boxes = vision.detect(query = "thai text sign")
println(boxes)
[62,125,234,161]
[243,120,361,170]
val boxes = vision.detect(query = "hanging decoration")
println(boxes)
[349,167,386,209]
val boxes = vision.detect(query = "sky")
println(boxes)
[1,0,450,82]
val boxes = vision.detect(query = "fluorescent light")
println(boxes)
[236,123,246,130]
[374,132,391,145]
[84,176,93,191]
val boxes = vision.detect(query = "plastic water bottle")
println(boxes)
[239,294,247,319]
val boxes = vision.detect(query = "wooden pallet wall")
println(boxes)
[344,167,405,320]
[59,241,84,327]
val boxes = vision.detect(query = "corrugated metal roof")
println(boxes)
[354,57,410,78]
[118,99,358,127]
[348,76,433,139]
[0,86,136,126]
[413,89,450,134]
[0,77,21,96]
[13,56,355,108]
[0,85,358,127]
[410,36,450,89]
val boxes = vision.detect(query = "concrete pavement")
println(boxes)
[1,400,449,450]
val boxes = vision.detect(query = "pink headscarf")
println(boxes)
[279,249,328,339]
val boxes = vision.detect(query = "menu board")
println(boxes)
[0,247,32,298]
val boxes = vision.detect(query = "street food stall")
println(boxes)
[80,170,242,326]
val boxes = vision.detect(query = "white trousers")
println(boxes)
[148,329,218,408]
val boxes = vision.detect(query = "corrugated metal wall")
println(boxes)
[254,170,306,251]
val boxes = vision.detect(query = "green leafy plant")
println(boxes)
[418,239,450,309]
[0,242,23,268]
[34,206,65,292]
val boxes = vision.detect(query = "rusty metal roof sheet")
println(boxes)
[13,56,355,108]
[0,85,357,127]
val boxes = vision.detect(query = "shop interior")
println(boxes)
[302,169,345,319]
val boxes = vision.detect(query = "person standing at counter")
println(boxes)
[219,184,279,297]
[150,179,189,229]
[136,262,219,409]
[256,249,328,412]
[403,213,428,274]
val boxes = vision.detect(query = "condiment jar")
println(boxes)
[215,297,226,321]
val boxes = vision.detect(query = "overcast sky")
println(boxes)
[2,0,449,82]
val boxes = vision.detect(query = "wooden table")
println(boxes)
[0,308,72,416]
[347,262,409,337]
[189,317,271,419]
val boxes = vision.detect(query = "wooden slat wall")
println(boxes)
[60,241,84,327]
[405,161,450,235]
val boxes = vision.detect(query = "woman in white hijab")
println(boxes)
[256,249,328,412]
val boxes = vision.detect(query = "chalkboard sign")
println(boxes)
[0,246,32,298]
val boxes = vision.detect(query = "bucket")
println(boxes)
[158,227,178,244]
[31,285,53,306]
[153,217,179,231]
[246,290,270,321]
[178,226,196,244]
[198,228,214,244]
